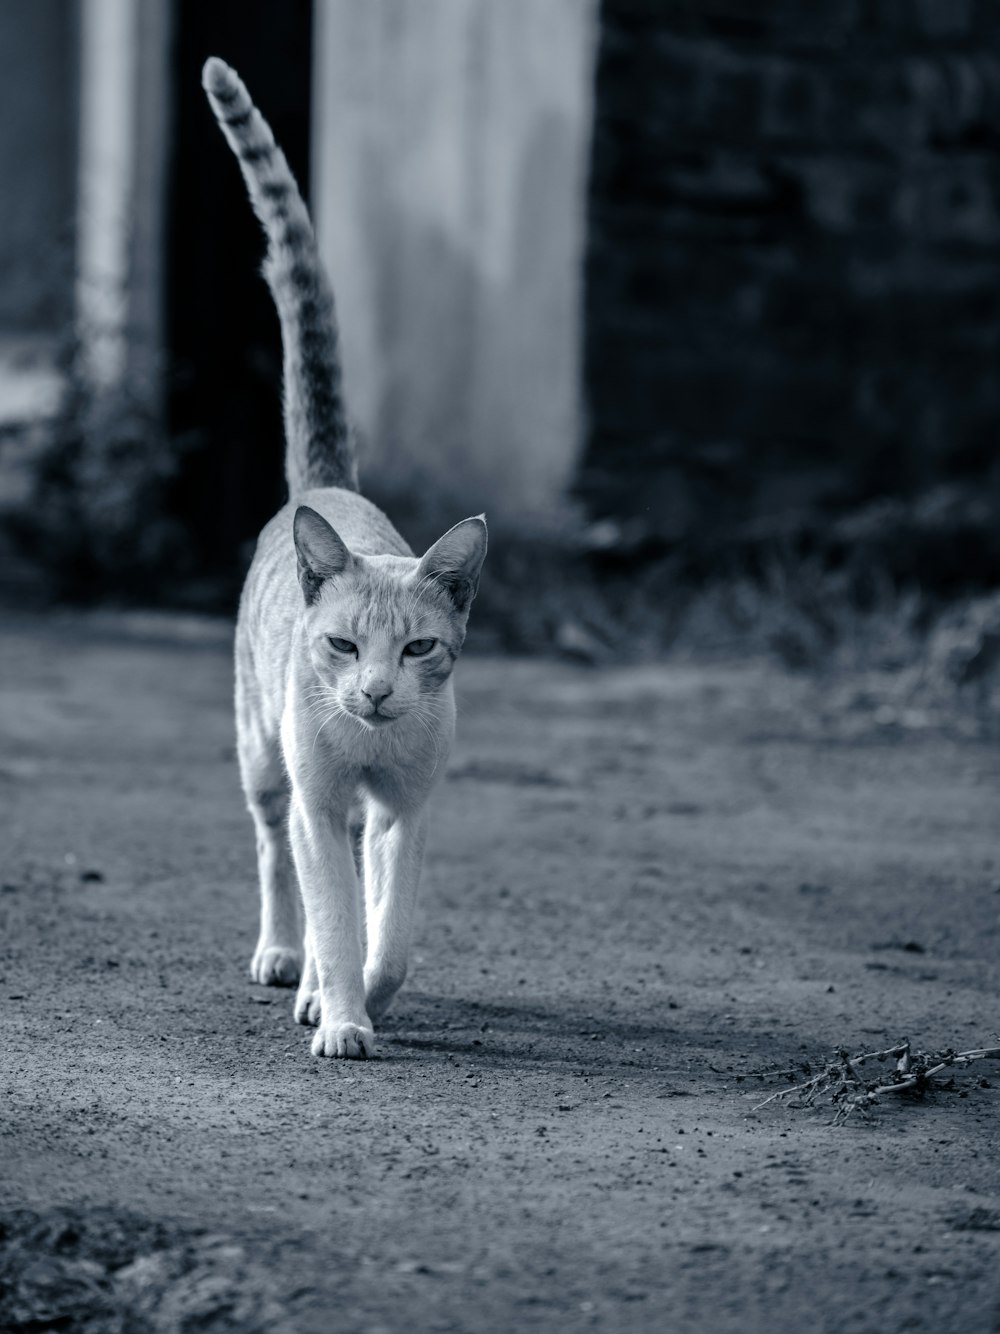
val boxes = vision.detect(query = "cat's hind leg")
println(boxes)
[293,931,321,1026]
[239,733,302,987]
[247,782,301,986]
[237,649,302,985]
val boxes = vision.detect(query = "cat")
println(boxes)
[202,57,487,1059]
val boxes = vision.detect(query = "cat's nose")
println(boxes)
[362,682,393,707]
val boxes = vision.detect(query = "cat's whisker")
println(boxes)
[300,698,339,725]
[331,701,368,737]
[405,703,446,773]
[301,687,337,706]
[308,707,344,755]
[403,707,433,747]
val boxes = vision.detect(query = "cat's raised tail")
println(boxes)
[202,56,357,495]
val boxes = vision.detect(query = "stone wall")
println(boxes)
[583,0,1000,546]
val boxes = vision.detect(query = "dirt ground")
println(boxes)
[2,610,998,1334]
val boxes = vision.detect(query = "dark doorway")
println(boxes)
[165,0,313,599]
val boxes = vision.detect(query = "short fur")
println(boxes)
[203,58,487,1058]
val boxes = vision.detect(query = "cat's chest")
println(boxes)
[356,761,422,811]
[284,711,436,796]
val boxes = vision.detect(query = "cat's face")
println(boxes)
[294,507,487,729]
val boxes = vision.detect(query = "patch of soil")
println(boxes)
[2,611,999,1333]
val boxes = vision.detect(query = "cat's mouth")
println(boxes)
[356,709,397,727]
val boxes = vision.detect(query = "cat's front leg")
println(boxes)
[362,802,428,1023]
[288,795,374,1058]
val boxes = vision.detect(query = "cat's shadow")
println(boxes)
[380,990,746,1085]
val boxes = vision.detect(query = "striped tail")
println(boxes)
[201,56,357,496]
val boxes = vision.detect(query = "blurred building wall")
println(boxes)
[0,1,77,430]
[312,0,598,522]
[583,1,1000,543]
[0,0,168,424]
[0,0,77,335]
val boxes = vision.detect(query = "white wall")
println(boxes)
[311,0,598,520]
[76,0,169,399]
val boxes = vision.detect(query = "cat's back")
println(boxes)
[249,487,411,594]
[292,487,412,559]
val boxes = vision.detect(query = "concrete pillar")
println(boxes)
[76,0,170,403]
[311,0,598,521]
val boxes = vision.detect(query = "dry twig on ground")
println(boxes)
[743,1039,1000,1124]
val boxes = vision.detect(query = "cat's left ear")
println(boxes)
[293,505,353,604]
[417,515,487,613]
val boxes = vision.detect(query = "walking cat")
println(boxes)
[203,57,487,1058]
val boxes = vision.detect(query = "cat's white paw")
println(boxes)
[293,988,322,1027]
[311,1022,375,1059]
[250,945,301,987]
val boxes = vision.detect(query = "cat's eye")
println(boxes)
[327,636,357,655]
[403,639,436,657]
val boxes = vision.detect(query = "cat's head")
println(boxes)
[293,505,487,728]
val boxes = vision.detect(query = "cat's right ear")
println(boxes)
[293,506,352,604]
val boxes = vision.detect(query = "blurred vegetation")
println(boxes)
[366,473,1000,734]
[3,381,999,737]
[6,350,185,603]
